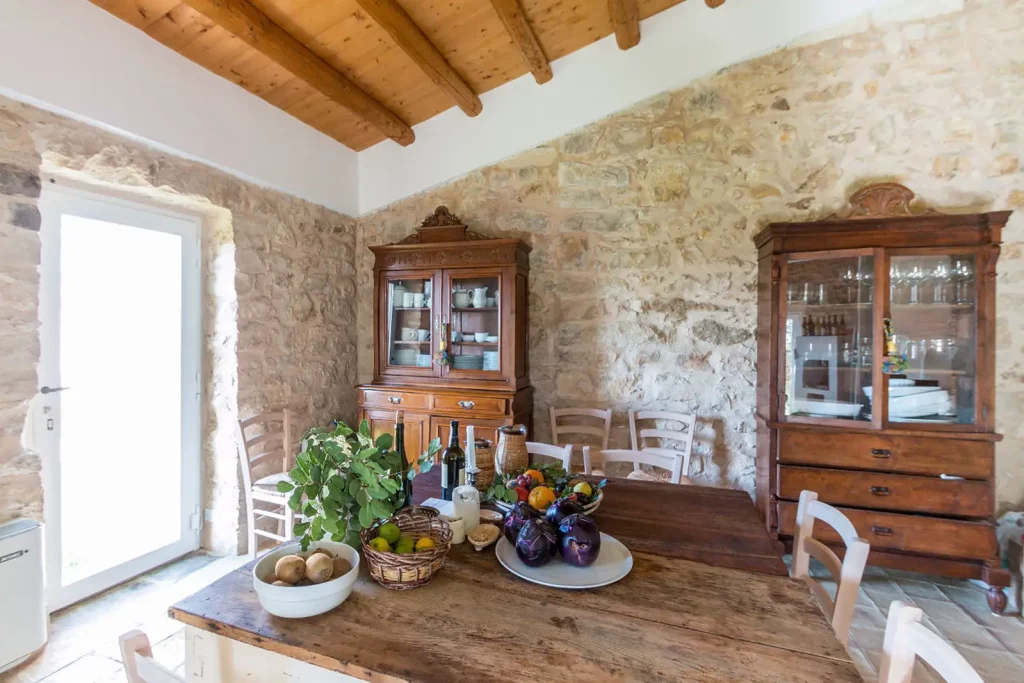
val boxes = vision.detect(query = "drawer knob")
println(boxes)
[458,400,475,410]
[869,486,891,496]
[871,525,894,537]
[870,448,892,459]
[388,396,402,404]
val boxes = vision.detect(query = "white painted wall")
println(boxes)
[357,0,945,214]
[0,0,359,216]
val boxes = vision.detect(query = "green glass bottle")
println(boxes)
[440,420,465,502]
[394,411,413,508]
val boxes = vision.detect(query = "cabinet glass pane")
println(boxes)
[887,254,976,424]
[386,278,432,368]
[450,275,500,372]
[785,255,874,421]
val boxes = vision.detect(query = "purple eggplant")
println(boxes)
[558,513,601,567]
[515,518,559,567]
[544,498,585,528]
[503,501,540,544]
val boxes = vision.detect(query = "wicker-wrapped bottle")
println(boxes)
[494,424,528,476]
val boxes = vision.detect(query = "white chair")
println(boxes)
[119,630,184,683]
[878,601,983,683]
[526,441,573,470]
[792,490,870,647]
[628,409,696,485]
[237,408,297,557]
[582,447,687,484]
[550,407,612,472]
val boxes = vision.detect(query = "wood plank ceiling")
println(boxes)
[90,0,727,151]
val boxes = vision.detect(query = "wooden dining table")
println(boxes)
[170,472,863,682]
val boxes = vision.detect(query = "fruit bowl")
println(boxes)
[494,489,602,515]
[252,541,360,619]
[359,506,452,591]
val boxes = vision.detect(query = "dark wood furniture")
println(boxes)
[170,474,860,682]
[358,206,533,457]
[754,183,1011,612]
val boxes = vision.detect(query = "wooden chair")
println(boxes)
[878,601,983,682]
[550,407,612,471]
[792,490,870,647]
[119,630,184,683]
[582,447,687,484]
[525,441,573,470]
[628,409,696,485]
[237,408,297,557]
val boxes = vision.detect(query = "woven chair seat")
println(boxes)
[253,472,291,493]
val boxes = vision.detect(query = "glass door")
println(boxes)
[39,185,201,611]
[380,272,436,377]
[782,252,876,423]
[884,251,978,426]
[445,269,503,377]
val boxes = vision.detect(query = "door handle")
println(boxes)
[41,386,71,394]
[869,486,891,496]
[458,400,475,410]
[388,396,402,404]
[871,525,894,537]
[870,448,891,459]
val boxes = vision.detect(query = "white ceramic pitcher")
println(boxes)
[471,287,488,308]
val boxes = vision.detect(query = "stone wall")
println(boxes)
[358,0,1024,511]
[0,98,359,554]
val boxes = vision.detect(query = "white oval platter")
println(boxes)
[495,532,632,590]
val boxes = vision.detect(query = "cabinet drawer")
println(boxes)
[360,389,430,411]
[778,429,992,480]
[778,465,992,518]
[432,394,507,416]
[777,502,996,560]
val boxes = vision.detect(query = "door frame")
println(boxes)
[38,181,203,611]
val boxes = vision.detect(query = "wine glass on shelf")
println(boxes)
[954,259,974,304]
[933,261,951,304]
[907,264,924,305]
[890,264,907,305]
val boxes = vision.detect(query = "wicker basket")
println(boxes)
[474,438,494,491]
[360,507,452,590]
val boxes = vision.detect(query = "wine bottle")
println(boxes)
[807,316,816,336]
[394,411,413,509]
[440,420,465,502]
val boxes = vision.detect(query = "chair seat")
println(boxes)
[592,468,693,485]
[253,472,291,493]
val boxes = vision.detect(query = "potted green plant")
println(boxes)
[276,419,440,551]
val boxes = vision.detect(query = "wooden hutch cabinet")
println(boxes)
[358,206,533,460]
[754,184,1011,613]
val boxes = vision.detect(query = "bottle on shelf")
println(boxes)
[839,314,848,336]
[807,316,816,336]
[394,411,413,509]
[440,420,466,502]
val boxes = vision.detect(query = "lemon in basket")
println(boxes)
[414,537,435,552]
[368,537,391,552]
[377,522,401,545]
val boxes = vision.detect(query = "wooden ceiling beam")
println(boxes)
[180,0,414,146]
[488,0,552,85]
[706,0,727,7]
[607,0,640,51]
[354,0,482,117]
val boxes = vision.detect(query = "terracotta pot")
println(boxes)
[494,424,528,476]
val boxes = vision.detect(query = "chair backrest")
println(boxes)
[628,410,696,480]
[550,407,612,449]
[237,408,293,493]
[119,630,185,683]
[878,601,983,683]
[792,490,870,647]
[526,441,573,470]
[582,447,685,484]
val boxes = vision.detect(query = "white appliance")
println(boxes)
[0,519,47,673]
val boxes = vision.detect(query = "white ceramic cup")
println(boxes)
[413,292,425,308]
[486,297,495,307]
[474,332,488,342]
[402,292,415,308]
[417,329,429,341]
[452,330,462,341]
[402,327,417,341]
[446,516,466,545]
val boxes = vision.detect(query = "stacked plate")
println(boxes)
[863,382,955,421]
[483,351,499,371]
[452,354,484,370]
[391,348,417,366]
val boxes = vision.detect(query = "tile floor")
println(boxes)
[4,553,1023,682]
[2,552,248,683]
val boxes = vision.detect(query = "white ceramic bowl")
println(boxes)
[474,332,489,342]
[253,541,360,619]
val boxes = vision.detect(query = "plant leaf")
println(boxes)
[358,419,371,438]
[276,480,294,493]
[370,499,392,519]
[288,488,303,511]
[358,505,373,529]
[375,433,393,450]
[293,521,309,536]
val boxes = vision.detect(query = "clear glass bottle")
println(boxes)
[453,470,480,536]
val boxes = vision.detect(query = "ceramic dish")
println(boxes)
[252,542,360,618]
[494,533,632,589]
[864,385,940,398]
[790,399,862,417]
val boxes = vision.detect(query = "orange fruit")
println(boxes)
[527,486,556,511]
[524,469,545,485]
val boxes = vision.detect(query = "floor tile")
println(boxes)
[35,654,121,683]
[958,645,1024,682]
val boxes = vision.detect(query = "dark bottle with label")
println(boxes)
[394,411,413,509]
[440,420,465,502]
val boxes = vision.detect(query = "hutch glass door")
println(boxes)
[886,253,977,425]
[784,253,875,422]
[447,270,501,375]
[383,273,435,374]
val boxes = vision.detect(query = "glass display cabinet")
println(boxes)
[755,184,1011,613]
[358,207,533,464]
